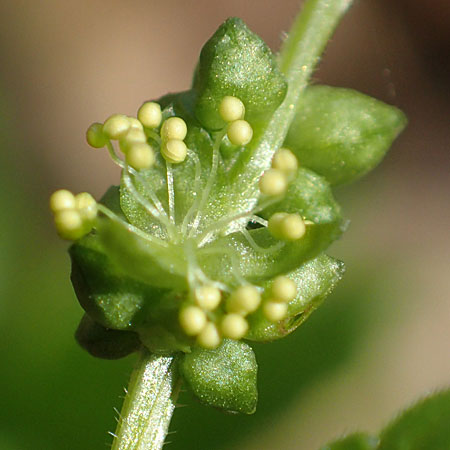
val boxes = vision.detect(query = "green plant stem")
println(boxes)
[111,350,180,450]
[110,1,352,448]
[233,0,353,195]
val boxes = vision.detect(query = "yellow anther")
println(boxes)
[197,322,221,349]
[53,209,85,241]
[119,128,147,153]
[219,96,245,122]
[86,122,107,148]
[137,102,162,129]
[161,117,187,141]
[75,192,97,221]
[126,143,155,170]
[263,301,288,322]
[102,114,130,140]
[227,285,261,315]
[259,169,288,196]
[268,212,306,241]
[221,314,248,340]
[49,189,75,213]
[194,286,222,311]
[179,306,207,336]
[272,148,298,174]
[127,116,144,131]
[271,276,297,302]
[161,139,187,164]
[227,119,253,146]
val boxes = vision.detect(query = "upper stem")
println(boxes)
[111,350,180,450]
[228,0,353,206]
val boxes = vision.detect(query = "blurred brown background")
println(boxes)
[0,1,449,449]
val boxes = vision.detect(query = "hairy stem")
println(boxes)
[111,351,180,450]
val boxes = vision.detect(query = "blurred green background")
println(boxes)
[0,1,449,449]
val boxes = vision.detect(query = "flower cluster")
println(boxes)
[52,17,405,414]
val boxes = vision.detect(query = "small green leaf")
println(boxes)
[75,314,141,359]
[179,339,258,414]
[193,17,287,131]
[70,233,150,330]
[246,254,344,341]
[284,85,407,185]
[321,432,377,450]
[378,390,450,450]
[96,219,187,290]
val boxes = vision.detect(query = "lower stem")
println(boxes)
[111,350,180,450]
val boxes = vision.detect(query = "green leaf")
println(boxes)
[96,219,187,290]
[246,254,344,341]
[199,167,343,284]
[179,339,258,414]
[284,85,407,185]
[75,314,141,359]
[193,17,287,131]
[321,432,377,450]
[69,232,164,330]
[378,390,450,450]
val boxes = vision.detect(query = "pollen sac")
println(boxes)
[75,192,97,221]
[179,306,207,336]
[259,169,288,196]
[50,189,76,212]
[268,212,306,241]
[50,189,97,240]
[102,114,130,140]
[137,102,162,129]
[161,139,187,164]
[227,285,261,315]
[272,148,298,174]
[86,122,107,148]
[271,275,297,302]
[221,314,248,340]
[125,142,155,170]
[227,119,253,146]
[119,128,147,153]
[192,17,287,130]
[197,322,221,349]
[219,96,245,122]
[263,301,288,321]
[160,117,187,141]
[194,285,221,311]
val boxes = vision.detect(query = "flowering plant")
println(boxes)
[50,1,406,448]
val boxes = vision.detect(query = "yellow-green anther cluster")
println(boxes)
[219,96,253,146]
[160,117,188,163]
[272,147,298,174]
[262,275,297,322]
[50,190,97,240]
[259,168,288,196]
[268,212,306,241]
[137,102,162,129]
[227,285,261,315]
[194,285,222,311]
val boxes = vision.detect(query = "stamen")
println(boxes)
[240,228,285,254]
[181,149,202,235]
[189,129,227,237]
[248,215,268,227]
[196,197,279,246]
[166,161,176,225]
[97,204,168,247]
[106,140,171,225]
